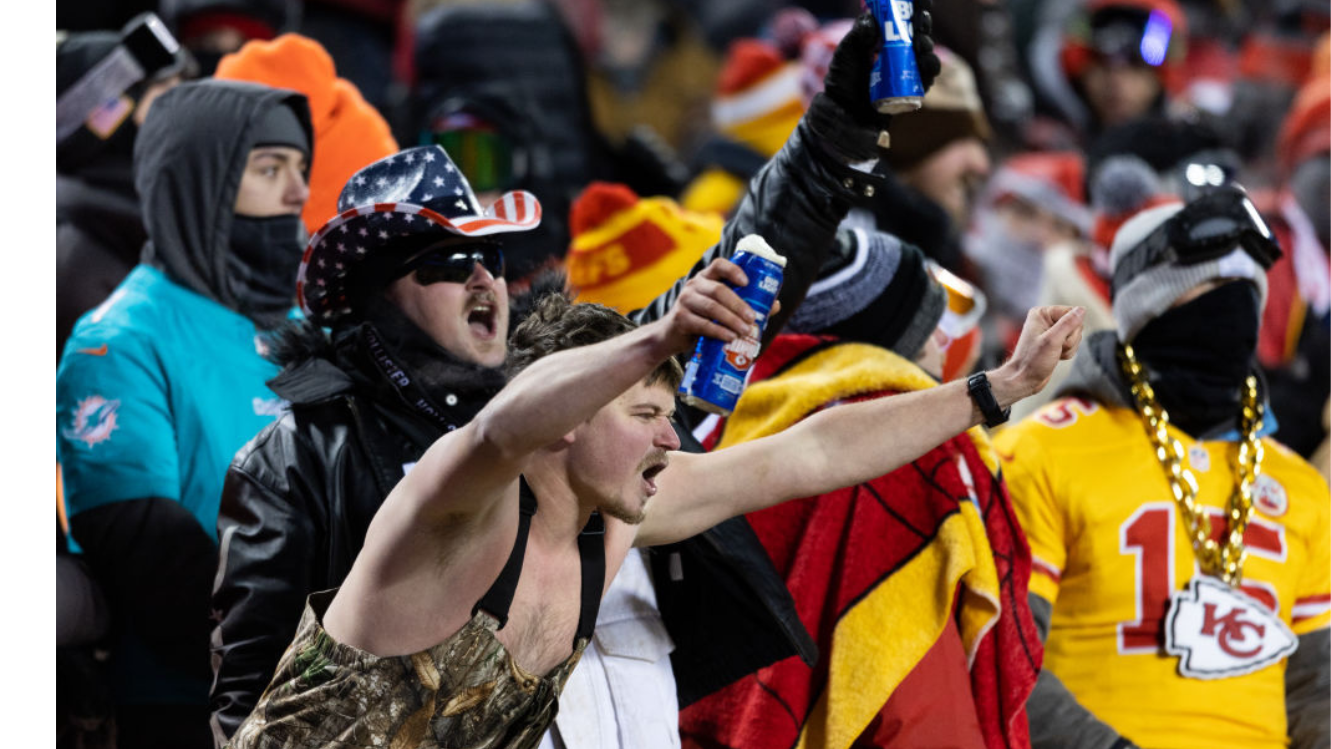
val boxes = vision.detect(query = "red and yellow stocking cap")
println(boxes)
[567,182,724,313]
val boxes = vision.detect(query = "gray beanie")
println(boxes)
[1109,202,1268,343]
[787,227,946,359]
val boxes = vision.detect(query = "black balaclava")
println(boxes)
[1130,280,1261,436]
[228,103,311,329]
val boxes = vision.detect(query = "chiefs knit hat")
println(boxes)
[566,182,723,313]
[1109,200,1269,342]
[787,227,946,359]
[710,38,805,159]
[982,152,1092,235]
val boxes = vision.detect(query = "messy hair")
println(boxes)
[506,293,684,390]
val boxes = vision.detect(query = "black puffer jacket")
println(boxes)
[210,111,880,740]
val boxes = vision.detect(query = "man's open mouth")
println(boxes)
[467,304,497,338]
[641,462,668,495]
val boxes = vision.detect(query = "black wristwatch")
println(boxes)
[967,372,1010,428]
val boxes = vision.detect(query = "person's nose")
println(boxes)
[466,260,497,289]
[286,170,310,209]
[656,419,681,451]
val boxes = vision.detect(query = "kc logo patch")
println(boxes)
[1252,475,1288,518]
[1165,576,1297,679]
[63,395,121,448]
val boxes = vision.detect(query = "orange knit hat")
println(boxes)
[215,34,399,234]
[567,182,724,313]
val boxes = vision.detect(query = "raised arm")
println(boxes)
[631,11,941,348]
[636,306,1087,546]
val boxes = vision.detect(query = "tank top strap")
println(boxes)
[471,476,539,628]
[574,511,605,643]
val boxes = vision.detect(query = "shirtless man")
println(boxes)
[231,258,1085,747]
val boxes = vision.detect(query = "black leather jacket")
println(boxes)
[209,115,881,741]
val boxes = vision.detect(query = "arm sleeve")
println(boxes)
[1291,478,1331,636]
[1026,596,1140,749]
[57,329,180,512]
[995,426,1068,604]
[1285,629,1330,749]
[1287,478,1331,748]
[210,455,320,742]
[1001,427,1137,749]
[629,119,877,348]
[68,497,218,677]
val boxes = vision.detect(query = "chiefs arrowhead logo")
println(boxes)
[1252,475,1288,518]
[1165,577,1297,679]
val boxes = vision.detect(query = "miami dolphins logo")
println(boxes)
[63,395,121,447]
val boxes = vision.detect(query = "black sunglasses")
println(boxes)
[1111,185,1282,295]
[402,243,506,286]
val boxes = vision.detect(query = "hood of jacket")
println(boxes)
[134,78,312,310]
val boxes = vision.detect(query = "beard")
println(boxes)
[601,500,647,525]
[598,449,668,525]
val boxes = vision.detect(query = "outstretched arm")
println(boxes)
[636,306,1086,546]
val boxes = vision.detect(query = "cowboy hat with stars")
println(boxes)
[297,144,542,325]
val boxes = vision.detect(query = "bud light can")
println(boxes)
[867,0,924,114]
[679,235,787,416]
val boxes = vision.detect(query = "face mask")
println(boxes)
[1130,280,1259,435]
[966,211,1045,319]
[227,213,306,329]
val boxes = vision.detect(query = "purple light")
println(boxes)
[1140,10,1172,67]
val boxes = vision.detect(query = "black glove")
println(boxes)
[806,6,942,164]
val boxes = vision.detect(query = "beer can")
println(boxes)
[867,0,924,114]
[678,235,787,416]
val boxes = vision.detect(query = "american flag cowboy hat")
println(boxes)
[297,145,542,324]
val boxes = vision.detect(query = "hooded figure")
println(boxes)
[56,79,312,749]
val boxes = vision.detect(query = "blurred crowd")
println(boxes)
[55,0,1329,747]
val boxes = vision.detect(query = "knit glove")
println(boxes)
[806,4,941,164]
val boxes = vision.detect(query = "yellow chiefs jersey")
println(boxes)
[995,397,1331,749]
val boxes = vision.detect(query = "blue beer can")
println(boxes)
[678,235,787,416]
[867,0,924,114]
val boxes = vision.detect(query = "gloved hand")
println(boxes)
[806,3,942,164]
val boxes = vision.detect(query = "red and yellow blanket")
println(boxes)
[680,335,1041,749]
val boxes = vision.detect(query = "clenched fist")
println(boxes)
[990,306,1087,406]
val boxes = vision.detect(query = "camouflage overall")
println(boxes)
[229,479,605,749]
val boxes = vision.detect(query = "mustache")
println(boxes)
[467,290,498,307]
[637,449,670,474]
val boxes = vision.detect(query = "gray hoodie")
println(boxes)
[134,78,312,312]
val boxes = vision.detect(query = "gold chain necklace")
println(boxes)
[1117,343,1265,586]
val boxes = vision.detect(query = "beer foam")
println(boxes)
[736,234,787,267]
